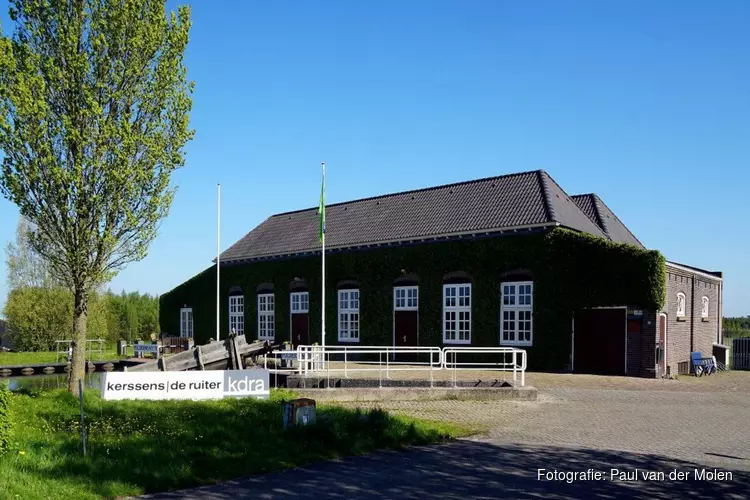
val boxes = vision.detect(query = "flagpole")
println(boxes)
[321,162,326,351]
[216,183,221,342]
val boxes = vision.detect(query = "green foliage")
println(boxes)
[102,289,160,342]
[3,287,110,351]
[2,285,157,350]
[723,316,750,332]
[0,0,193,392]
[4,216,56,289]
[161,228,667,371]
[0,0,194,289]
[0,383,10,455]
[0,390,466,498]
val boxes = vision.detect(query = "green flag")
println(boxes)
[318,169,325,242]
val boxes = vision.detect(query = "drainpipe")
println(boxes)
[690,276,695,353]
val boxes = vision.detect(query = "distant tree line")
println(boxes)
[723,316,750,333]
[3,218,159,351]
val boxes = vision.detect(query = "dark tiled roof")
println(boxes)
[220,170,612,263]
[571,194,644,249]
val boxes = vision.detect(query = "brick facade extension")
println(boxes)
[660,263,722,376]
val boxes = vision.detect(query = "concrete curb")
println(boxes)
[294,386,538,402]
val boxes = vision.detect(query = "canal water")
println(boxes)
[4,372,105,392]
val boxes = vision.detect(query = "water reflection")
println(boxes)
[5,372,105,392]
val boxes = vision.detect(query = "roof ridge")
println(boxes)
[536,170,556,222]
[591,193,644,248]
[590,194,610,235]
[572,193,606,232]
[272,169,545,218]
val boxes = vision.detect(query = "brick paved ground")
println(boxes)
[332,371,750,471]
[138,371,750,499]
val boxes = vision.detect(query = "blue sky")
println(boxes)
[0,1,748,316]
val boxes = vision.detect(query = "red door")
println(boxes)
[394,286,418,361]
[395,312,418,347]
[292,313,309,346]
[574,308,626,375]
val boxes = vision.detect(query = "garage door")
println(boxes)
[574,308,626,375]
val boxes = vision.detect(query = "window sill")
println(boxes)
[338,338,360,343]
[501,341,533,347]
[443,339,471,345]
[676,317,687,322]
[701,318,710,323]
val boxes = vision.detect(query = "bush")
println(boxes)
[0,384,11,454]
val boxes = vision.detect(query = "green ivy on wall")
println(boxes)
[160,228,666,371]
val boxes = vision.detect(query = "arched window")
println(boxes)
[338,281,360,342]
[257,288,275,340]
[701,296,709,318]
[228,286,244,335]
[676,292,686,317]
[443,273,471,344]
[500,280,533,346]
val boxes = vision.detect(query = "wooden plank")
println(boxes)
[126,335,273,372]
[227,337,237,370]
[231,336,243,369]
[196,346,205,370]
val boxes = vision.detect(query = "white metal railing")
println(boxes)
[286,345,528,388]
[442,347,527,387]
[294,345,444,387]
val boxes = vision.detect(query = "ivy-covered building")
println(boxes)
[160,170,723,377]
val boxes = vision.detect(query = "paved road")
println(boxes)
[138,383,750,499]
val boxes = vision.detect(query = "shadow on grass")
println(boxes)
[139,440,750,499]
[14,390,457,497]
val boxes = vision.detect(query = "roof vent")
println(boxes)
[491,183,496,187]
[411,196,415,200]
[450,189,454,194]
[376,201,380,205]
[344,206,348,210]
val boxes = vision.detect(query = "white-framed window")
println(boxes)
[258,293,275,340]
[394,286,418,310]
[443,283,471,344]
[500,281,533,346]
[290,291,309,313]
[701,296,709,318]
[676,292,686,317]
[180,308,193,338]
[229,295,244,334]
[338,289,360,342]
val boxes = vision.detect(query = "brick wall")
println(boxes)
[661,264,721,376]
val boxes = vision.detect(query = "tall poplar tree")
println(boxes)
[0,0,193,394]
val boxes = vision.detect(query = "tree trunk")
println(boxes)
[68,287,89,395]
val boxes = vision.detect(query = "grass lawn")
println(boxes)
[0,388,470,499]
[0,348,124,366]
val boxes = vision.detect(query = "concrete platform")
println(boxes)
[294,385,537,402]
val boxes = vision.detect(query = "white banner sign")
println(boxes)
[101,370,270,401]
[133,344,159,354]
